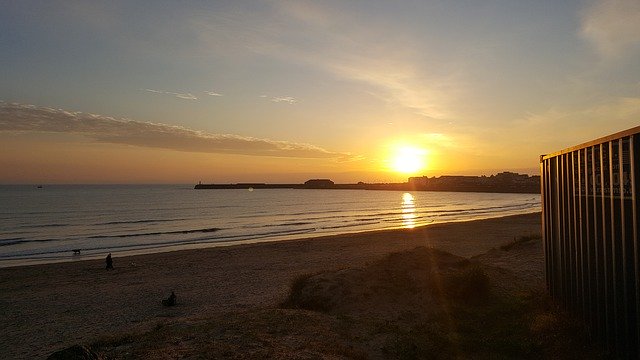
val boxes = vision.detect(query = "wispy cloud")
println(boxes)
[191,3,455,119]
[270,96,297,104]
[258,95,297,104]
[174,93,198,100]
[418,133,458,149]
[273,5,456,119]
[143,88,198,100]
[581,0,640,58]
[0,102,352,159]
[204,91,223,96]
[325,61,457,119]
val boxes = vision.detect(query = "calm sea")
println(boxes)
[0,185,540,267]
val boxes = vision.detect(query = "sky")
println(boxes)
[1,0,639,184]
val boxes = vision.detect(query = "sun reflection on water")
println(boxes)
[401,192,416,229]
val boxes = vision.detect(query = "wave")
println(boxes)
[0,238,27,247]
[88,227,222,239]
[235,202,537,231]
[18,223,69,229]
[241,221,315,229]
[0,237,71,246]
[0,227,318,260]
[95,218,187,226]
[320,221,379,230]
[236,208,343,219]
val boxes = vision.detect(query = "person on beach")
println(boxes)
[105,253,113,270]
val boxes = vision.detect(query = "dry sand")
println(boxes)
[0,213,541,359]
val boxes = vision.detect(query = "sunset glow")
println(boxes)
[390,146,428,174]
[1,1,639,184]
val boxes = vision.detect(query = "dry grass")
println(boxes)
[500,234,542,251]
[443,264,490,304]
[279,247,485,320]
[279,272,332,312]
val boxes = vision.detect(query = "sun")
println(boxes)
[390,146,428,174]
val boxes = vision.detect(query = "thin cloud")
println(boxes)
[172,92,198,100]
[259,94,297,104]
[581,0,640,58]
[192,3,455,119]
[326,61,456,119]
[204,91,223,96]
[0,102,352,159]
[143,88,198,100]
[418,133,458,149]
[271,96,297,104]
[189,5,452,119]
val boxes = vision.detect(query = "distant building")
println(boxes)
[435,175,480,186]
[492,171,529,182]
[408,176,429,187]
[304,179,335,188]
[408,172,539,193]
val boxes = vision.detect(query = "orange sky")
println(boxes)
[2,1,639,184]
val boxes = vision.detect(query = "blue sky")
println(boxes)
[1,0,639,183]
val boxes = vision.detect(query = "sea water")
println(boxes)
[0,185,540,267]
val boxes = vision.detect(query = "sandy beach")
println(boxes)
[0,213,542,359]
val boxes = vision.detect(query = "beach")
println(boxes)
[0,213,542,359]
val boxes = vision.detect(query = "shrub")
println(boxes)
[280,272,332,312]
[445,265,490,304]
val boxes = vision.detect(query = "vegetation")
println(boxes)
[444,265,490,304]
[279,272,332,312]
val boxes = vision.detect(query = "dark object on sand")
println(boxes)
[47,344,101,360]
[162,291,177,306]
[72,249,81,255]
[105,253,113,270]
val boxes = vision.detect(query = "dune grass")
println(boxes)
[500,234,542,251]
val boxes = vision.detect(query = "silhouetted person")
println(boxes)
[105,253,113,270]
[162,291,177,306]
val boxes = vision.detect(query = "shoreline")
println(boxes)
[0,212,541,359]
[0,210,541,269]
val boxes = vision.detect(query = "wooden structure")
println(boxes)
[540,126,640,357]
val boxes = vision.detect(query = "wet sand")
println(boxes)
[0,213,541,359]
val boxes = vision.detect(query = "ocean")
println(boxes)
[0,185,541,267]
